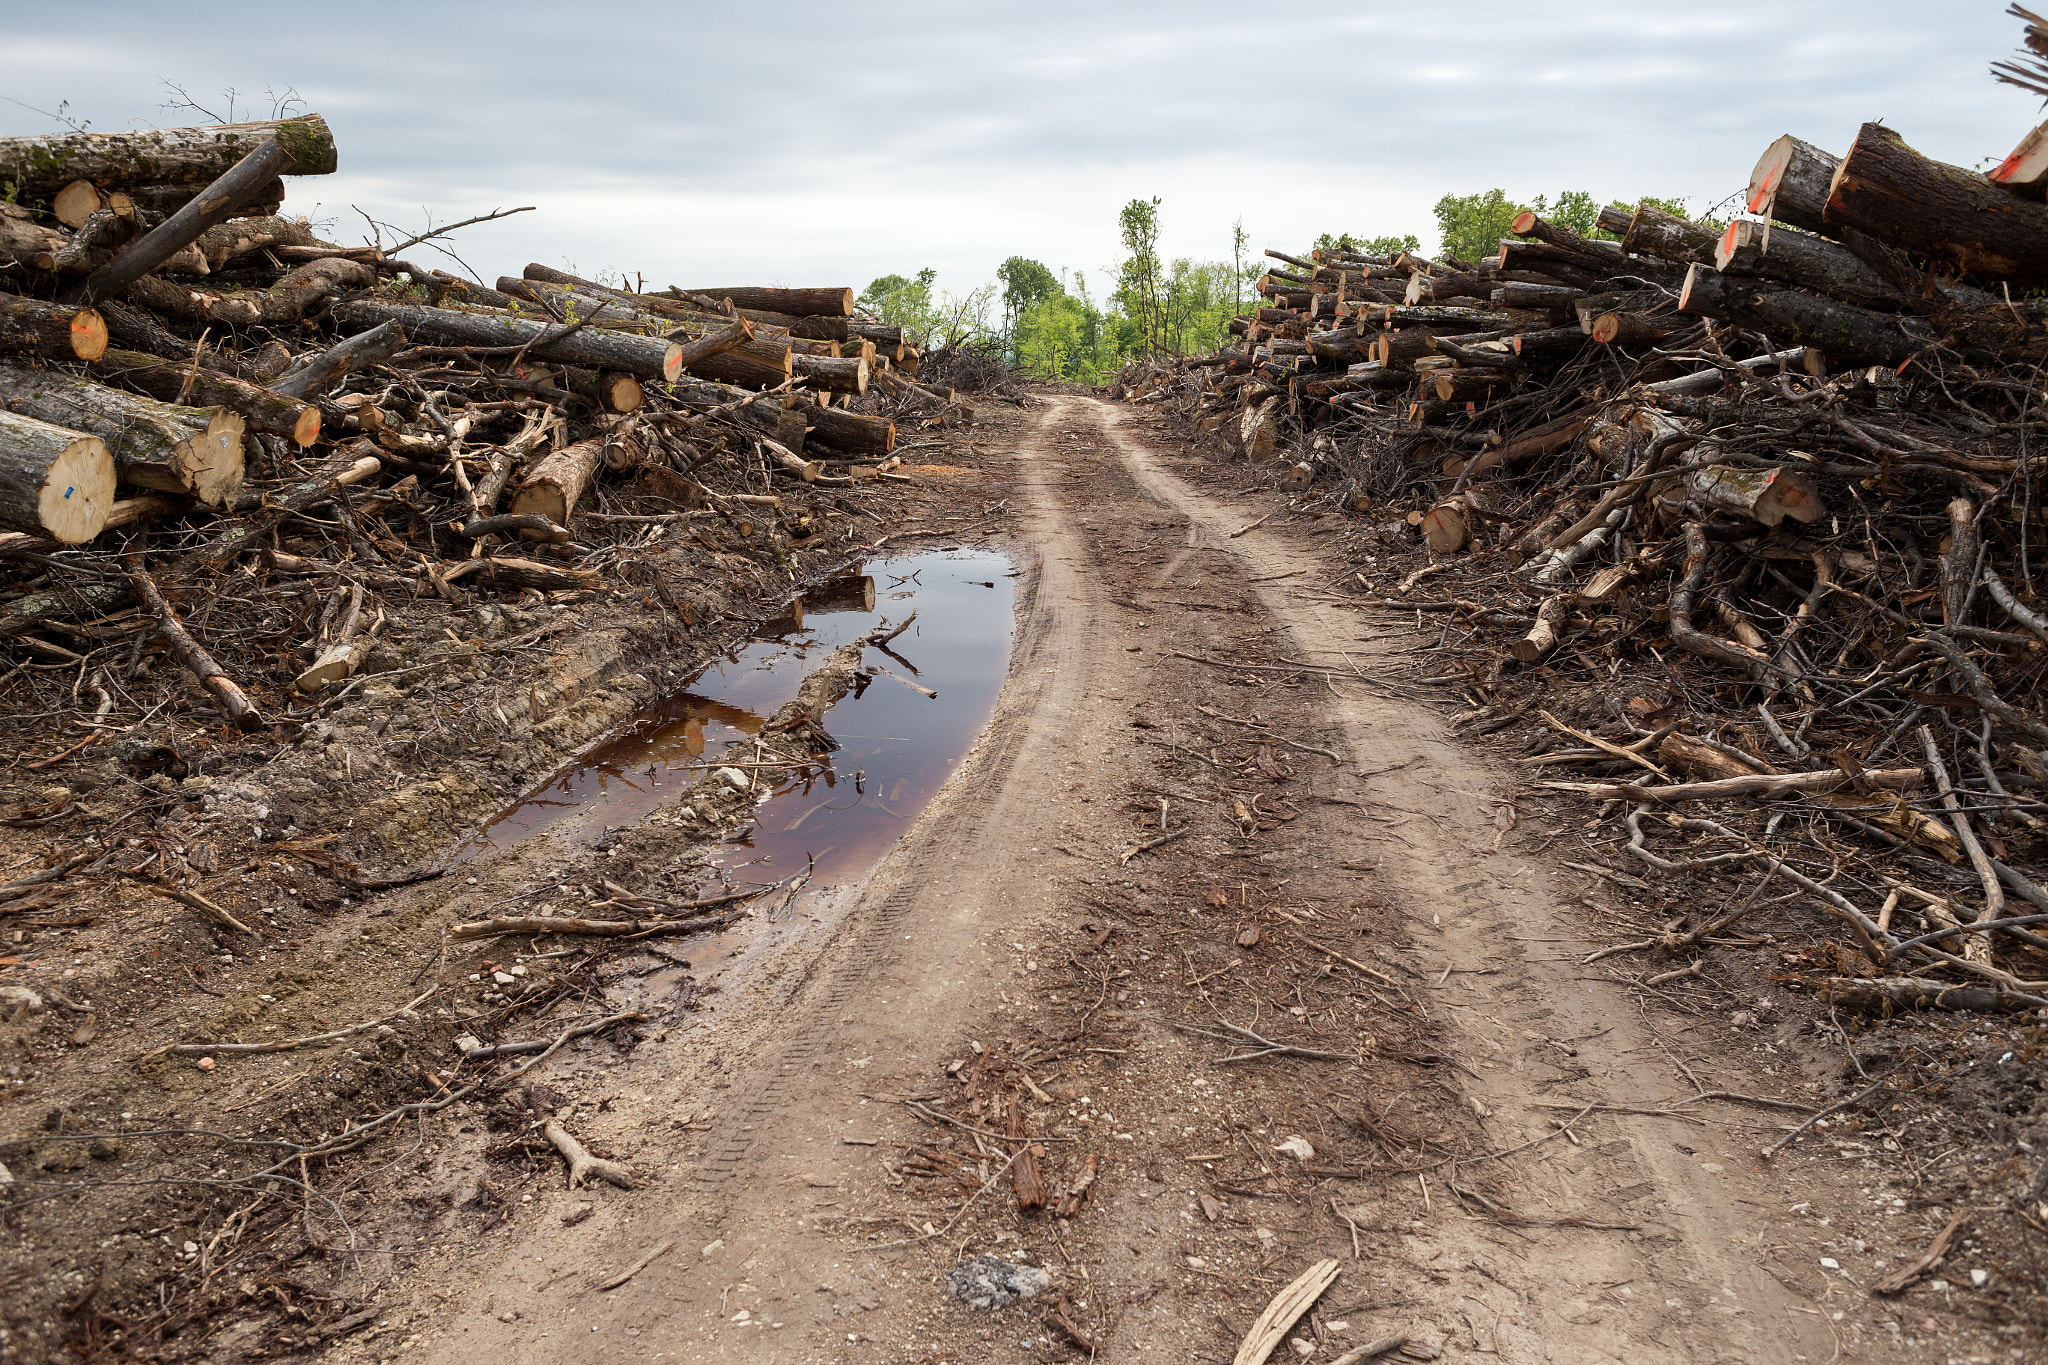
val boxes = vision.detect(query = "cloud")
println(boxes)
[1,1,2038,299]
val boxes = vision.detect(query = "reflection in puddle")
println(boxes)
[452,551,1016,939]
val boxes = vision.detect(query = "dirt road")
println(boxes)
[327,393,1954,1365]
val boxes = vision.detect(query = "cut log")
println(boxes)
[0,363,244,507]
[123,257,375,326]
[439,555,599,593]
[681,334,793,390]
[1713,219,1895,307]
[1419,494,1476,553]
[510,437,603,527]
[1942,497,1978,626]
[1747,134,1840,235]
[1592,311,1684,348]
[271,320,407,401]
[666,285,852,317]
[794,353,867,395]
[0,295,107,362]
[1824,121,2048,286]
[1682,465,1825,527]
[51,180,104,228]
[1819,977,2045,1014]
[91,349,321,446]
[76,136,305,304]
[1511,595,1570,663]
[0,411,115,543]
[331,299,684,381]
[0,115,336,201]
[192,214,317,272]
[1989,118,2048,199]
[794,398,894,455]
[1678,264,1930,367]
[559,365,643,413]
[0,205,70,270]
[1622,204,1720,267]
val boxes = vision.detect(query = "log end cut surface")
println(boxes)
[16,435,114,544]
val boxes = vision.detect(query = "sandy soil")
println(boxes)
[4,394,2035,1364]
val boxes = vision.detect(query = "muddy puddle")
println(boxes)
[450,549,1016,964]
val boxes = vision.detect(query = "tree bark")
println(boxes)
[1678,264,1932,366]
[1682,465,1825,528]
[330,299,684,381]
[92,348,321,445]
[794,352,867,395]
[124,257,374,326]
[1511,594,1570,662]
[665,285,852,317]
[192,214,316,272]
[0,294,107,362]
[1747,134,1840,235]
[272,319,407,400]
[0,115,336,200]
[1591,311,1684,347]
[0,410,115,543]
[1713,219,1895,307]
[793,397,895,455]
[0,205,69,270]
[1942,497,1979,626]
[1824,121,2048,286]
[1623,205,1720,267]
[0,362,245,506]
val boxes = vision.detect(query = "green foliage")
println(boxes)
[1534,191,1599,237]
[1314,231,1421,261]
[996,256,1059,338]
[857,268,936,338]
[1431,189,1522,265]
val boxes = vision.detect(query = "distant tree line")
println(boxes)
[853,188,1698,381]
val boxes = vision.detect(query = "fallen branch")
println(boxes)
[1232,1258,1340,1365]
[597,1240,675,1291]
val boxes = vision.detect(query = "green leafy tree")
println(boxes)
[1432,189,1522,265]
[1314,231,1422,261]
[1117,197,1167,354]
[857,268,938,342]
[996,257,1059,340]
[1536,190,1599,237]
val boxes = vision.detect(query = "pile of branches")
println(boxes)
[1121,99,2048,1020]
[920,336,1029,402]
[0,112,980,725]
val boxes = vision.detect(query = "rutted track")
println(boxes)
[391,395,1854,1365]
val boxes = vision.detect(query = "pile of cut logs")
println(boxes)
[1122,92,2048,1017]
[0,112,971,718]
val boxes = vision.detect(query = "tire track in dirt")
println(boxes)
[1082,396,1839,1364]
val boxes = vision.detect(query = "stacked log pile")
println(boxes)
[1121,105,2048,1020]
[0,113,974,728]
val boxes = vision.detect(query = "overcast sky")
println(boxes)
[5,2,2043,307]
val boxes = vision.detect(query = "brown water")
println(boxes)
[450,550,1017,925]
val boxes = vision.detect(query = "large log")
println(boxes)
[125,257,374,326]
[0,205,68,270]
[0,363,244,506]
[793,398,894,455]
[1714,219,1895,307]
[666,285,852,318]
[1747,134,1839,235]
[1678,264,1931,366]
[794,352,868,395]
[330,299,684,381]
[91,349,321,446]
[1682,465,1824,527]
[0,411,116,543]
[0,115,336,200]
[511,438,603,527]
[0,294,107,362]
[193,214,317,272]
[1622,205,1719,267]
[1824,122,2048,286]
